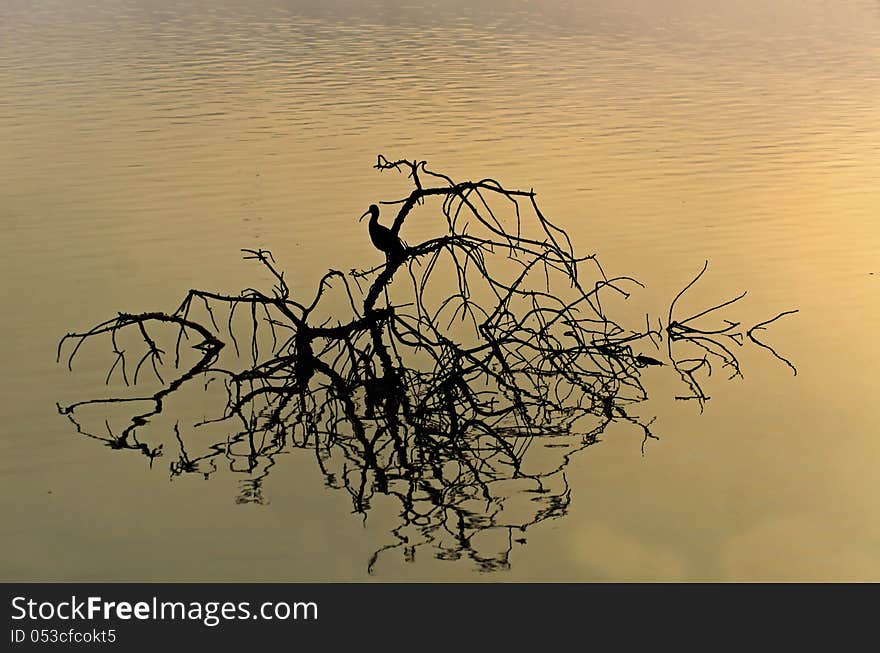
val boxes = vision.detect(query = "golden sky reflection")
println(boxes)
[1,0,878,580]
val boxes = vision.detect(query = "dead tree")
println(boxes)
[57,156,796,571]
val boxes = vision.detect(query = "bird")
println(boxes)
[359,204,406,261]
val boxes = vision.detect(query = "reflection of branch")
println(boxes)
[57,312,224,446]
[56,156,797,572]
[748,311,799,376]
[665,262,768,411]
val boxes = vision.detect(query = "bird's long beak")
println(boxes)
[358,210,369,222]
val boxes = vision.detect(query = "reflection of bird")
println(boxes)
[359,204,406,260]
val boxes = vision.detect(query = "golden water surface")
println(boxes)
[1,0,879,580]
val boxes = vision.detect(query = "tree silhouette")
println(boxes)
[57,156,796,572]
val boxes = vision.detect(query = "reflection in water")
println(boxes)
[57,158,795,572]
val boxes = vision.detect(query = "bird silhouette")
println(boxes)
[359,204,406,261]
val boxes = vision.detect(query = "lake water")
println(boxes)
[1,0,879,581]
